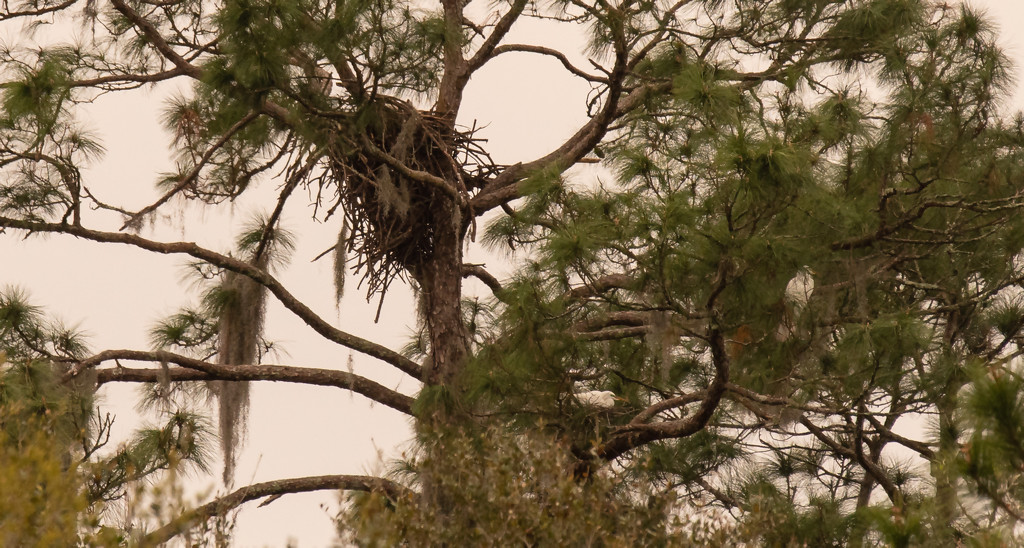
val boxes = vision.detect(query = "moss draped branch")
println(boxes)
[0,217,422,379]
[75,349,414,415]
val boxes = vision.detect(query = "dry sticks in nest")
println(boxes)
[324,101,499,305]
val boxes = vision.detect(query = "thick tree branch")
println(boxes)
[591,326,729,462]
[695,477,739,510]
[574,310,648,331]
[863,411,934,459]
[725,383,833,416]
[461,263,502,295]
[586,262,733,463]
[140,475,413,547]
[566,273,634,300]
[573,325,648,341]
[76,349,415,415]
[0,217,423,379]
[625,391,707,426]
[435,0,470,118]
[470,22,632,214]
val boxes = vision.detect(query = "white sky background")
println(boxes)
[2,1,1024,546]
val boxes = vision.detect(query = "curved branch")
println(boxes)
[461,263,502,295]
[465,0,529,74]
[625,391,707,426]
[470,23,633,215]
[488,44,607,83]
[140,474,413,547]
[597,330,728,461]
[0,217,423,379]
[579,262,734,466]
[76,349,415,415]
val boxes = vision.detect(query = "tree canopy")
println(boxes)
[4,0,1024,545]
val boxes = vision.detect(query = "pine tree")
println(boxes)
[3,0,1024,545]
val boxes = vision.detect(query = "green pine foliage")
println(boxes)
[339,426,722,547]
[0,289,217,542]
[4,0,1024,545]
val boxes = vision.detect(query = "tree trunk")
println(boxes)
[415,197,469,389]
[932,389,960,542]
[933,310,968,542]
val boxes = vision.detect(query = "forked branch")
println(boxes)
[109,0,203,78]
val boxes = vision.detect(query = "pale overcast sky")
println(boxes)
[3,2,1024,546]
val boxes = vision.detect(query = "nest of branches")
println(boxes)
[324,100,499,299]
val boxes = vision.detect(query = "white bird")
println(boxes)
[575,390,622,408]
[784,268,815,311]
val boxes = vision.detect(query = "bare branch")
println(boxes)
[626,391,707,426]
[0,0,78,21]
[470,22,635,215]
[76,349,415,415]
[574,311,648,331]
[489,44,607,83]
[587,265,734,464]
[566,273,634,300]
[798,416,900,503]
[464,0,531,73]
[461,263,502,295]
[592,326,729,462]
[140,474,413,547]
[863,412,935,459]
[695,477,738,510]
[71,66,194,89]
[573,325,648,341]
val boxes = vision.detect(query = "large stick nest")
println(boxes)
[323,100,500,299]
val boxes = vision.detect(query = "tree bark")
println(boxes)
[415,198,470,389]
